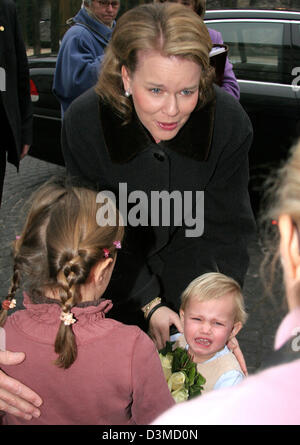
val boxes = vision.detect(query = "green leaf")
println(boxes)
[189,387,202,399]
[194,372,206,386]
[159,341,175,356]
[172,347,185,372]
[187,366,196,386]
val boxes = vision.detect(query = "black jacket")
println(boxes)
[0,0,32,167]
[62,86,256,326]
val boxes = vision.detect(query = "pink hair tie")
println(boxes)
[60,311,76,326]
[103,248,110,258]
[16,235,20,240]
[2,299,16,310]
[113,240,122,249]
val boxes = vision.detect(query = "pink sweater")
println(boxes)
[153,307,300,425]
[2,294,174,425]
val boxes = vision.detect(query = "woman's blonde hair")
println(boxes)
[96,2,214,122]
[260,139,300,296]
[0,177,124,369]
[180,272,247,324]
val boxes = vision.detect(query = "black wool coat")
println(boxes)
[0,0,32,167]
[62,86,256,327]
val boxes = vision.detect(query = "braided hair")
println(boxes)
[0,177,124,369]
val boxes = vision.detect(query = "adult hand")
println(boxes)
[148,306,183,351]
[0,350,42,420]
[227,337,248,376]
[20,144,30,160]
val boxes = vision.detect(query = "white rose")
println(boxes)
[159,353,173,381]
[172,388,189,403]
[168,371,186,392]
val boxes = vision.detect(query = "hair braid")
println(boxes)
[54,257,84,369]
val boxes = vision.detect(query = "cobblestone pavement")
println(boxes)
[0,156,286,374]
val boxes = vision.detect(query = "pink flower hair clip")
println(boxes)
[2,299,16,311]
[60,311,76,326]
[113,240,122,249]
[103,248,110,258]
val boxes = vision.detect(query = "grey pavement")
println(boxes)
[0,156,286,374]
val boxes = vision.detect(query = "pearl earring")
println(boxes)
[125,91,131,97]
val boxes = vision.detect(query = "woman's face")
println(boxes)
[121,50,201,143]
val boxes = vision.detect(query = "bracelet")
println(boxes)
[142,297,161,319]
[146,303,165,324]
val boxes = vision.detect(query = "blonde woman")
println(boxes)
[62,2,254,350]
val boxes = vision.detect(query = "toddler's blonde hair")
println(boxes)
[181,272,247,324]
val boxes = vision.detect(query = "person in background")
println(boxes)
[174,272,246,394]
[53,0,120,115]
[155,0,240,100]
[0,177,174,424]
[153,139,300,425]
[0,0,32,206]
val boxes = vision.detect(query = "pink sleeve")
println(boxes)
[131,330,175,424]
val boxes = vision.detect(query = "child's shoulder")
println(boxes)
[103,318,155,346]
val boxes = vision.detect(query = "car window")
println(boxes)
[206,21,285,84]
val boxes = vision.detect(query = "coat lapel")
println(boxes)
[98,94,216,164]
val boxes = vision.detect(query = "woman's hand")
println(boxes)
[0,351,42,420]
[148,306,183,351]
[227,337,248,376]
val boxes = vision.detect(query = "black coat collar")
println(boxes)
[98,93,216,164]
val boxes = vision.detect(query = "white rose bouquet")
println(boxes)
[159,341,206,403]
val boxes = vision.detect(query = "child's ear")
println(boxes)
[93,258,113,284]
[229,321,242,340]
[179,309,185,324]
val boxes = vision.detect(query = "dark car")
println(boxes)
[204,9,300,165]
[28,56,63,165]
[28,9,300,177]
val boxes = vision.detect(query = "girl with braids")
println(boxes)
[0,177,174,425]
